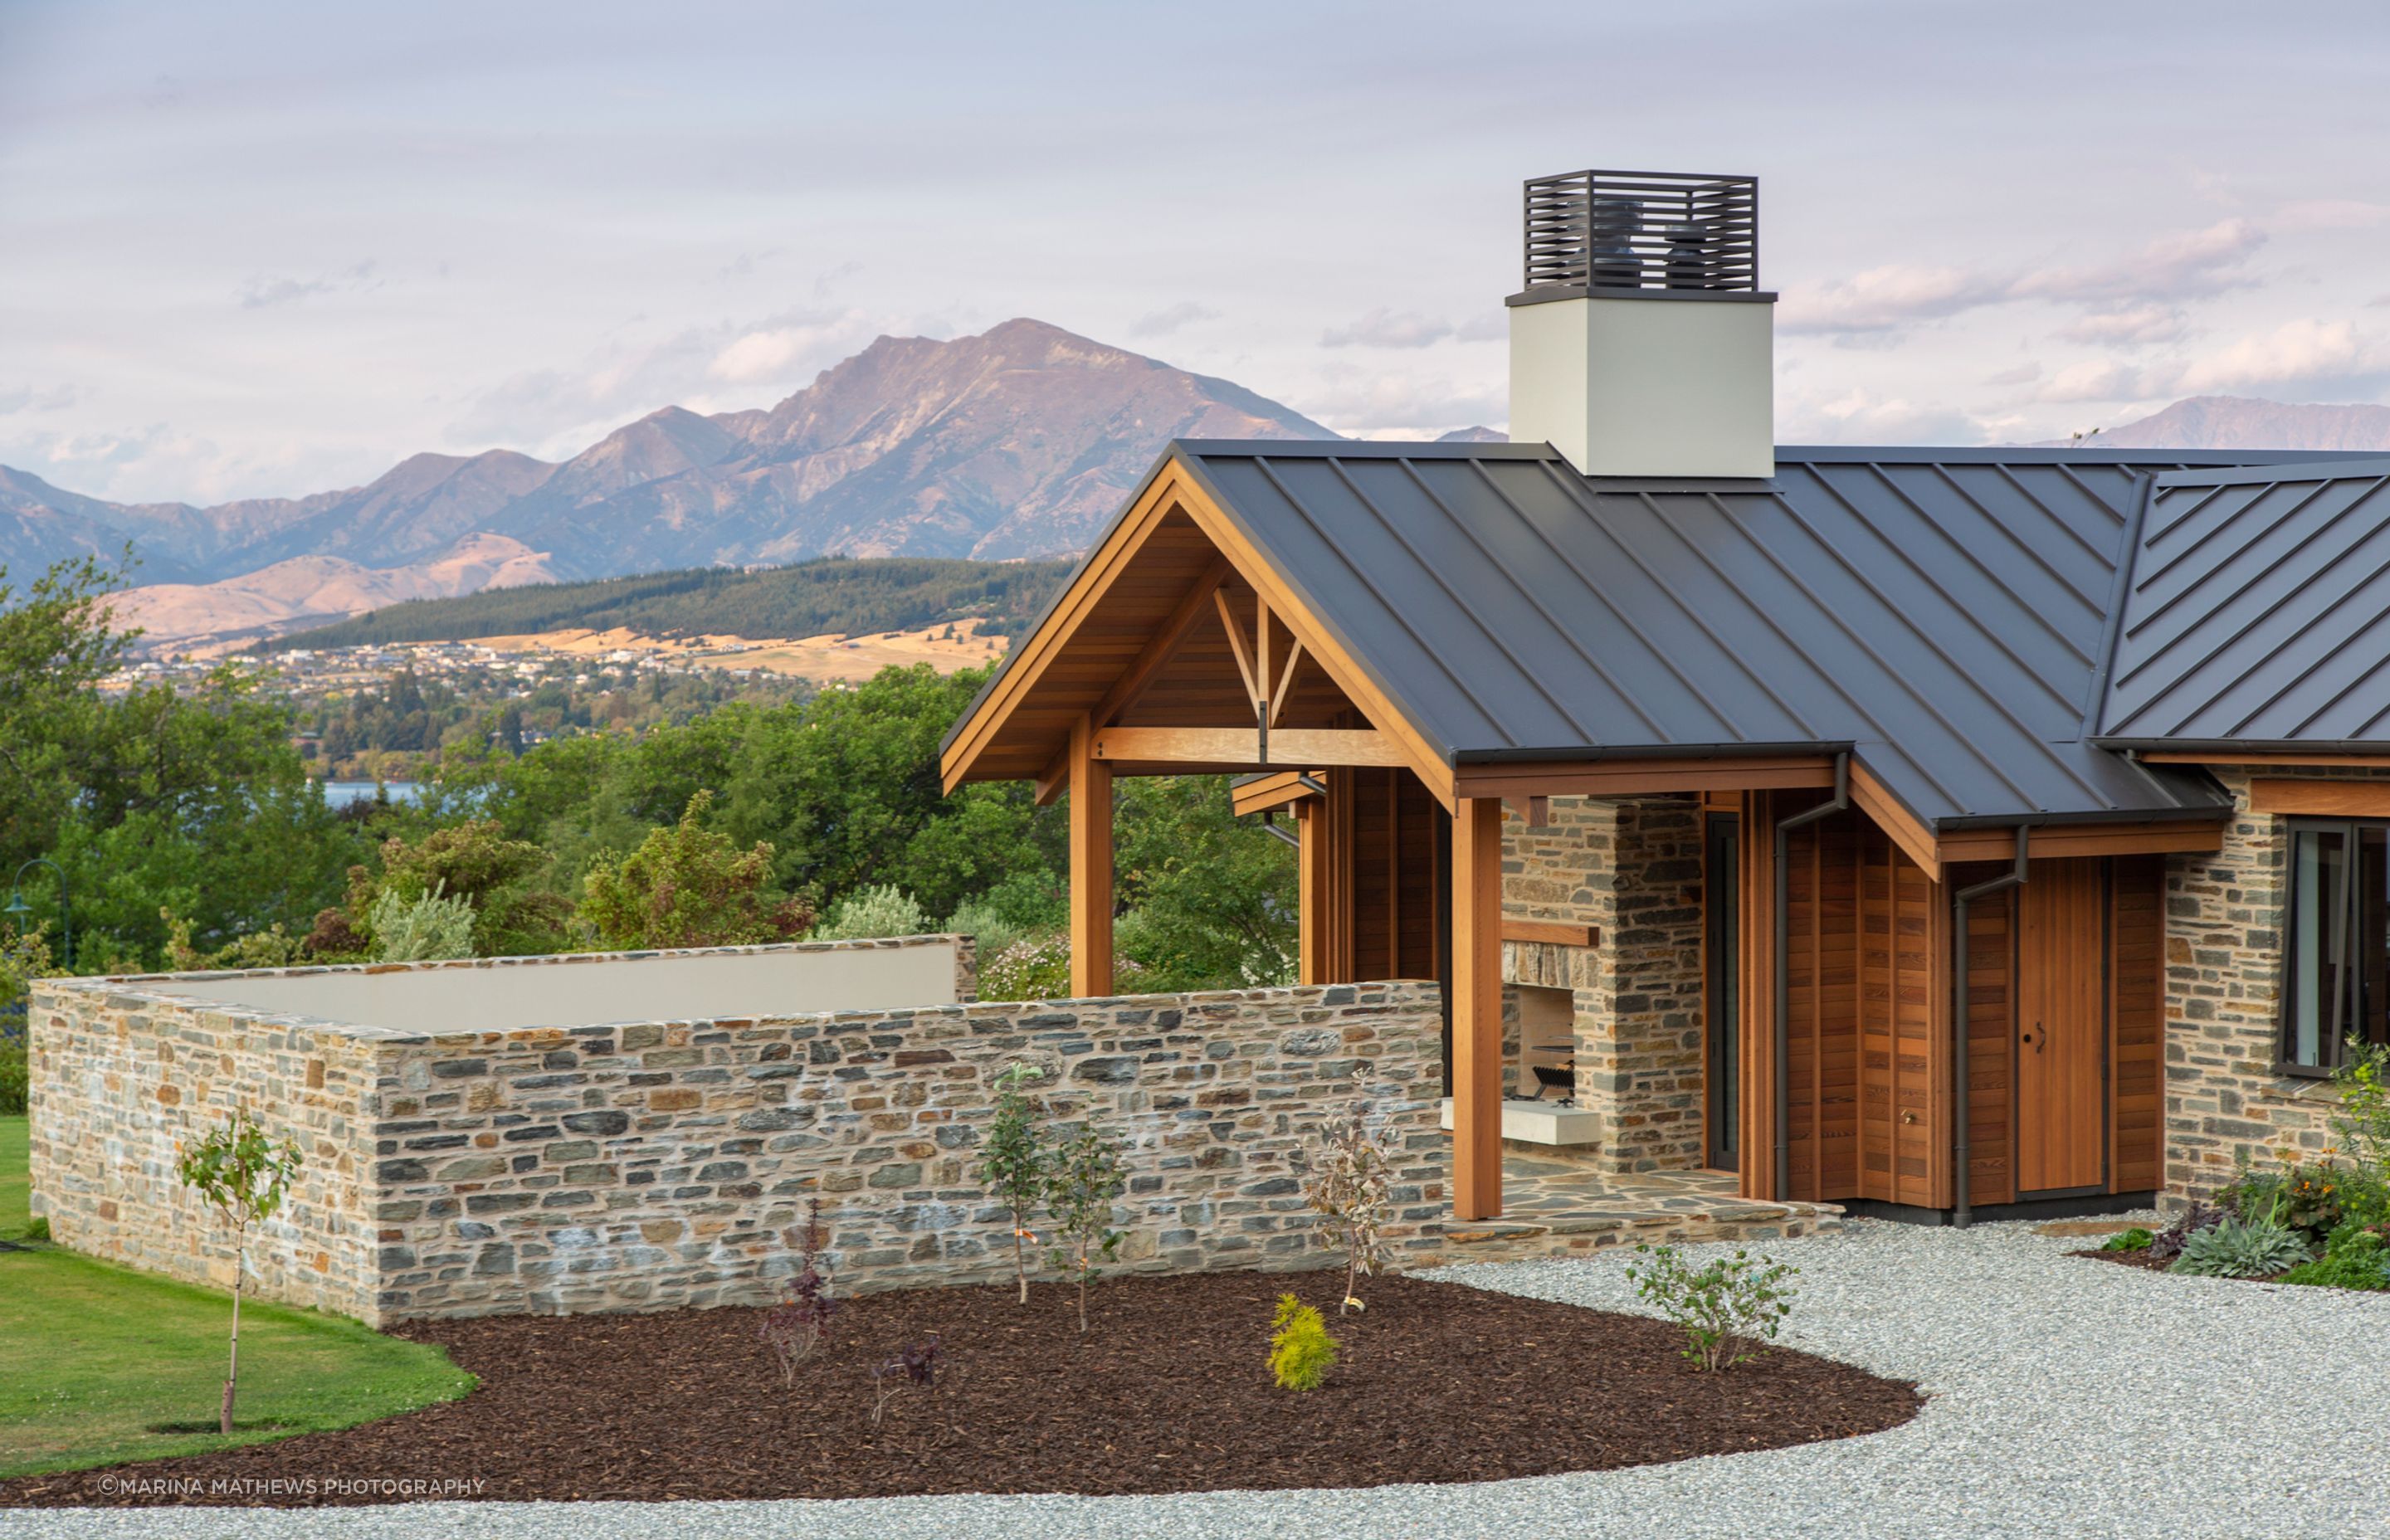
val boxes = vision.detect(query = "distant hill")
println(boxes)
[2044,395,2390,451]
[3,319,1335,596]
[256,555,1076,654]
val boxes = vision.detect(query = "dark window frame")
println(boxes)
[2277,817,2390,1077]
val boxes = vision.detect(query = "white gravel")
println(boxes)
[8,1216,2385,1540]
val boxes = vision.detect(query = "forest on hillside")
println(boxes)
[256,556,1077,651]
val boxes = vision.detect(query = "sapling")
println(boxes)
[758,1197,838,1386]
[175,1109,305,1433]
[868,1335,944,1427]
[1304,1111,1393,1313]
[976,1062,1050,1304]
[1046,1120,1127,1333]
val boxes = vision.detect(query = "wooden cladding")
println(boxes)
[2248,779,2390,817]
[1740,795,2163,1213]
[1778,809,1944,1208]
[1301,768,1445,985]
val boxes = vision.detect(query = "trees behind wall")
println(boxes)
[0,556,1295,995]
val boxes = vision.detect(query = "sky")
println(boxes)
[5,0,2390,506]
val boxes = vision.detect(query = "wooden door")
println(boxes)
[2017,860,2106,1194]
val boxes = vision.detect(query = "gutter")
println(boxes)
[1772,752,1848,1203]
[1950,826,2030,1229]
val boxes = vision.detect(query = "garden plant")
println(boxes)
[758,1198,839,1385]
[1304,1111,1393,1313]
[1627,1243,1797,1372]
[1266,1294,1338,1391]
[976,1062,1049,1304]
[173,1109,304,1434]
[1045,1118,1127,1334]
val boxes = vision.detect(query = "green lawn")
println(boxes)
[0,1114,28,1238]
[0,1117,476,1478]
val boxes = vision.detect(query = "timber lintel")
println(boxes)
[1090,725,1406,769]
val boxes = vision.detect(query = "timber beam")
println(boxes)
[1090,725,1405,769]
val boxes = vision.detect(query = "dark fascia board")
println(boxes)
[2153,456,2390,487]
[1773,446,2387,468]
[1931,804,2231,831]
[2096,736,2390,756]
[1506,286,1778,308]
[1170,438,1558,461]
[1449,741,1849,765]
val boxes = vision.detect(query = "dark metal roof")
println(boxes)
[1163,441,2271,830]
[2097,458,2390,748]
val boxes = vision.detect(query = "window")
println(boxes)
[2280,821,2390,1074]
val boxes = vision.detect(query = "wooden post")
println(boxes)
[1069,714,1113,997]
[1451,797,1503,1220]
[1296,800,1324,986]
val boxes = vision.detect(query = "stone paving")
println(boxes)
[1438,1153,1841,1262]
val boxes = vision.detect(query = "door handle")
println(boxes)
[2022,1021,2044,1054]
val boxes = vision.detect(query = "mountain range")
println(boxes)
[5,319,1338,649]
[8,314,2389,654]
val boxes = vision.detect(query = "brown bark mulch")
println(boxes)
[2,1270,1920,1508]
[2073,1245,2176,1273]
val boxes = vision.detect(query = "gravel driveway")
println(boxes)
[7,1217,2383,1540]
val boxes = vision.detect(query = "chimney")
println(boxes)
[1507,168,1775,479]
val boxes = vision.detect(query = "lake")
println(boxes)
[319,780,426,810]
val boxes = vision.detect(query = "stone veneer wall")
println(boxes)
[31,953,1446,1326]
[1500,794,1708,1172]
[2161,766,2390,1202]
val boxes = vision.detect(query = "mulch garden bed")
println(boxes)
[2072,1245,2178,1274]
[2,1270,1920,1508]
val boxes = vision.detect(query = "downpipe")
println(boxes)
[1951,826,2030,1228]
[1772,753,1848,1203]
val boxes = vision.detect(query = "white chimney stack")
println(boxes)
[1506,169,1776,480]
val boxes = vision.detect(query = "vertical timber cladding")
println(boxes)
[1347,767,1446,980]
[1948,854,2167,1210]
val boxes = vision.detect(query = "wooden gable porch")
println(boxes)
[941,449,2230,1224]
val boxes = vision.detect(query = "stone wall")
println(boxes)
[2161,767,2390,1202]
[1501,794,1708,1172]
[30,951,1447,1325]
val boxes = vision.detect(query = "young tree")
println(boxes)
[1305,1111,1393,1313]
[975,1062,1049,1304]
[175,1109,304,1434]
[1046,1120,1127,1333]
[576,790,811,949]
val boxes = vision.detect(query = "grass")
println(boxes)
[0,1117,476,1479]
[0,1114,28,1239]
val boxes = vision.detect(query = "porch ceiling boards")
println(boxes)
[1163,441,2276,832]
[2095,458,2390,753]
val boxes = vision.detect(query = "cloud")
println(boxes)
[1778,266,2010,335]
[1779,220,2268,339]
[1295,366,1503,434]
[2026,319,2390,404]
[2055,304,2188,348]
[1983,362,2041,387]
[237,261,382,309]
[1319,308,1456,349]
[2276,199,2390,231]
[2012,218,2266,305]
[452,305,884,454]
[0,384,78,415]
[1778,387,1988,446]
[1129,301,1219,339]
[0,420,372,507]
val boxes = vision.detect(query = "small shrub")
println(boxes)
[23,1216,48,1242]
[1627,1244,1797,1372]
[2332,1040,2390,1177]
[2169,1215,2310,1278]
[366,881,476,962]
[975,1063,1049,1304]
[0,1039,24,1117]
[1267,1294,1339,1391]
[1305,1111,1393,1313]
[1045,1120,1127,1335]
[577,791,812,950]
[977,932,1149,1002]
[758,1198,839,1385]
[2147,1201,2227,1263]
[2100,1227,2154,1253]
[175,1109,304,1435]
[868,1336,944,1427]
[812,885,931,942]
[2278,1222,2390,1292]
